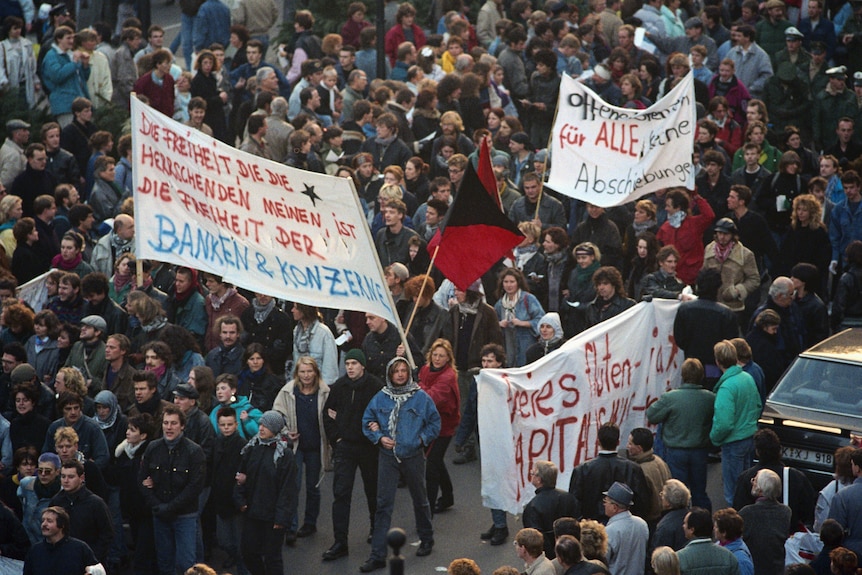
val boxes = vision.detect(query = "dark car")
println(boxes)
[759,328,862,490]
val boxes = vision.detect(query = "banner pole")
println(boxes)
[403,245,440,337]
[535,90,563,221]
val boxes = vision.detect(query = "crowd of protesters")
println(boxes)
[0,0,861,572]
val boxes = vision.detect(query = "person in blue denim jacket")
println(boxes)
[359,357,440,572]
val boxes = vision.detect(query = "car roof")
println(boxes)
[801,328,862,364]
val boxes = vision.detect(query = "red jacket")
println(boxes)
[656,194,715,286]
[133,71,175,118]
[384,23,426,66]
[418,364,460,437]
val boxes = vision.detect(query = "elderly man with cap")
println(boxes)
[757,0,793,59]
[702,218,760,326]
[0,119,29,189]
[604,481,649,575]
[648,17,719,72]
[813,66,857,151]
[63,315,107,393]
[320,348,384,561]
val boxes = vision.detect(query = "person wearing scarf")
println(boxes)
[51,232,94,278]
[360,357,441,571]
[203,273,249,351]
[239,292,292,377]
[702,218,761,317]
[109,253,135,305]
[525,312,566,364]
[167,267,207,344]
[236,410,296,575]
[494,268,545,368]
[566,243,602,337]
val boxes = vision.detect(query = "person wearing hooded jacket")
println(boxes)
[360,357,441,572]
[525,312,566,364]
[235,410,297,575]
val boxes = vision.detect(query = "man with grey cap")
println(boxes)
[603,481,649,575]
[321,348,384,561]
[0,119,29,189]
[63,315,107,393]
[647,17,719,72]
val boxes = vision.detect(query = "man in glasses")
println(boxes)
[19,452,62,544]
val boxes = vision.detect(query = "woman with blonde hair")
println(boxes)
[55,366,96,416]
[417,338,459,512]
[0,195,23,257]
[651,546,681,575]
[579,518,609,565]
[273,356,330,544]
[778,193,831,279]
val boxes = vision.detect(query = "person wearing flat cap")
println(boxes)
[0,119,30,189]
[813,65,857,151]
[64,315,107,393]
[756,0,792,60]
[172,383,215,467]
[603,481,649,575]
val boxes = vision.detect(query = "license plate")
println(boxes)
[782,447,833,466]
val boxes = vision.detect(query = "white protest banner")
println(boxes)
[546,73,696,208]
[476,299,683,515]
[17,271,50,313]
[131,98,398,325]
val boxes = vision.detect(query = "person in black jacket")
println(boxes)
[236,343,283,412]
[320,349,384,561]
[22,506,98,575]
[49,460,112,563]
[211,407,247,571]
[235,410,297,575]
[584,267,636,329]
[525,312,565,364]
[138,405,206,575]
[11,218,44,285]
[362,314,423,380]
[360,112,412,171]
[523,460,578,559]
[0,499,30,559]
[568,422,649,522]
[112,413,157,575]
[241,294,294,376]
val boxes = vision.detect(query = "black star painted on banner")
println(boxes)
[302,183,321,206]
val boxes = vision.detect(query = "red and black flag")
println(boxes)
[427,144,524,291]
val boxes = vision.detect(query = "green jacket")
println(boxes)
[709,365,761,446]
[646,383,715,449]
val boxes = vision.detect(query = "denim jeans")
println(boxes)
[169,13,195,69]
[331,441,378,544]
[491,508,507,529]
[292,448,322,530]
[369,452,433,562]
[664,446,711,510]
[721,437,754,507]
[153,512,197,575]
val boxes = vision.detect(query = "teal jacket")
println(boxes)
[646,383,716,449]
[709,365,761,446]
[209,395,262,439]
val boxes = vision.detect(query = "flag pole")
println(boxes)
[535,96,562,221]
[404,245,439,336]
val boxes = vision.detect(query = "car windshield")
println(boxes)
[769,357,862,417]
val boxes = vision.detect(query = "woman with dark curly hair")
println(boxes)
[159,324,204,383]
[1,302,34,346]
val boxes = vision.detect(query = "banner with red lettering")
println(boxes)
[546,73,696,208]
[131,99,398,324]
[476,299,683,515]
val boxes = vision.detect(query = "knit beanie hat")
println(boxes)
[345,348,367,367]
[259,410,286,434]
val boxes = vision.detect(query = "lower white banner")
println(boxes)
[477,299,683,515]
